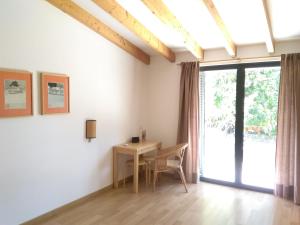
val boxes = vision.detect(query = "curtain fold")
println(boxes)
[275,53,300,204]
[177,62,200,184]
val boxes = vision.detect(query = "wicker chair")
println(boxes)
[123,156,148,187]
[152,143,188,192]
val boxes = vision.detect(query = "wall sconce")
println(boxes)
[86,120,96,142]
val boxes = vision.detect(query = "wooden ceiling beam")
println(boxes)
[142,0,204,59]
[93,0,175,62]
[46,0,150,64]
[261,0,275,53]
[203,0,236,57]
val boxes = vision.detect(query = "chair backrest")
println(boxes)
[175,143,188,167]
[154,143,188,171]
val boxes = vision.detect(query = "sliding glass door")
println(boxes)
[200,62,280,192]
[242,67,280,189]
[201,69,237,182]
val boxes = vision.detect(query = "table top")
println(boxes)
[114,141,161,154]
[114,141,161,152]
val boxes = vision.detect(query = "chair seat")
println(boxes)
[126,159,147,166]
[167,159,180,168]
[143,156,155,162]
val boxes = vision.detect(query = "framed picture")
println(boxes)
[41,73,69,114]
[0,69,33,117]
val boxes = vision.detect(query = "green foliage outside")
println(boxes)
[207,67,280,138]
[209,71,236,134]
[244,68,280,137]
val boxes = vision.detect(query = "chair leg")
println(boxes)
[123,174,125,187]
[145,164,148,186]
[178,167,188,193]
[123,164,127,187]
[146,163,150,185]
[148,165,151,185]
[153,171,158,191]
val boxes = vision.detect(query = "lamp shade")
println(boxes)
[86,120,96,141]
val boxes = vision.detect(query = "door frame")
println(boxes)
[199,61,280,194]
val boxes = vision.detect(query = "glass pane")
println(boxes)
[201,69,237,182]
[242,67,280,189]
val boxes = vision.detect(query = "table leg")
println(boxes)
[133,152,139,193]
[113,148,118,188]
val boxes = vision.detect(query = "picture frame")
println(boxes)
[0,69,33,117]
[41,73,69,114]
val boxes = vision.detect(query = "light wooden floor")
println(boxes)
[39,176,300,225]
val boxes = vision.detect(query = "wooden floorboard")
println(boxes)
[36,176,300,225]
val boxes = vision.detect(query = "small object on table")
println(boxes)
[131,136,140,143]
[142,129,147,142]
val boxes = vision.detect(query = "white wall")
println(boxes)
[143,40,300,148]
[0,1,147,225]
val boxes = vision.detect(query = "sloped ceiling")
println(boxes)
[69,0,300,57]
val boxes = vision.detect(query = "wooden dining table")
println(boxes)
[113,141,161,193]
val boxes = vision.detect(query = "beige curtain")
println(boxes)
[275,53,300,204]
[177,62,200,184]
